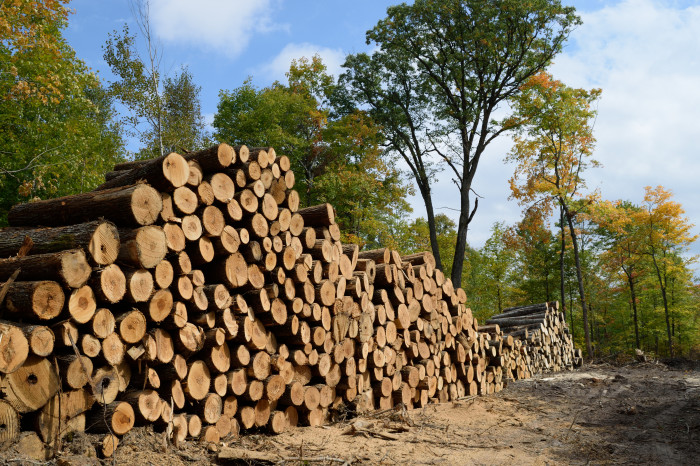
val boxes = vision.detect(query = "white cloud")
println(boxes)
[550,0,700,188]
[149,0,278,56]
[423,0,700,252]
[259,43,346,83]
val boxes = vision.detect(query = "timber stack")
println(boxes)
[485,301,583,379]
[0,144,578,457]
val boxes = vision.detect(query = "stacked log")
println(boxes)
[0,144,579,457]
[485,302,583,380]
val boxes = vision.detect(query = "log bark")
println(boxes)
[2,280,65,320]
[97,152,189,191]
[0,220,120,266]
[8,183,162,227]
[0,249,91,289]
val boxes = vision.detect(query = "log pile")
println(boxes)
[0,144,579,456]
[485,302,583,380]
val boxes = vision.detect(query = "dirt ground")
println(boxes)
[4,360,699,465]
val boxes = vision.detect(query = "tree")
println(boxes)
[160,67,209,155]
[591,200,647,349]
[341,0,580,287]
[637,186,697,357]
[214,56,412,246]
[102,1,207,159]
[504,207,560,306]
[394,214,457,272]
[1,0,125,222]
[479,223,517,313]
[507,72,601,356]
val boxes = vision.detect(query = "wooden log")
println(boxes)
[182,214,203,241]
[492,302,549,319]
[358,248,390,264]
[8,183,162,227]
[96,152,189,191]
[101,434,120,458]
[116,308,148,344]
[0,248,91,289]
[206,252,248,289]
[183,143,236,172]
[297,204,335,227]
[86,400,135,436]
[0,220,120,266]
[0,355,59,412]
[0,400,19,444]
[118,226,167,269]
[91,366,120,405]
[123,268,154,303]
[58,354,94,390]
[0,321,29,374]
[122,389,163,423]
[172,186,198,215]
[183,360,211,401]
[487,316,546,328]
[2,280,65,320]
[91,263,126,304]
[36,389,95,443]
[208,173,236,203]
[197,393,223,425]
[10,323,54,357]
[101,332,126,366]
[91,308,116,339]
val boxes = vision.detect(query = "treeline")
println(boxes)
[2,1,697,358]
[405,190,700,360]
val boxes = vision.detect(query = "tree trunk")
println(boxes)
[564,206,592,357]
[451,187,470,288]
[650,253,674,357]
[624,267,640,350]
[559,206,567,313]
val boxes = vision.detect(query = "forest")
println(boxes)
[2,0,698,360]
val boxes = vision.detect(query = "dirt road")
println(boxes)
[244,361,700,465]
[4,361,699,465]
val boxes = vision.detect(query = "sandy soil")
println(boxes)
[3,361,699,465]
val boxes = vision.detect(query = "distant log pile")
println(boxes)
[0,144,579,457]
[485,302,583,378]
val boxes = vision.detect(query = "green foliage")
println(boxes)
[103,23,209,160]
[1,1,125,223]
[214,56,413,247]
[393,214,457,271]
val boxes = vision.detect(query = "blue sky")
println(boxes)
[64,0,700,260]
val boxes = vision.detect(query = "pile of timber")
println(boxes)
[0,144,578,458]
[485,302,583,379]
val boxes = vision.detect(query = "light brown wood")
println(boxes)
[0,355,59,412]
[118,226,167,269]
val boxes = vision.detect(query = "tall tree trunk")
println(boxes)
[559,206,567,313]
[564,206,592,357]
[451,184,475,289]
[650,254,674,357]
[420,183,443,273]
[625,270,640,350]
